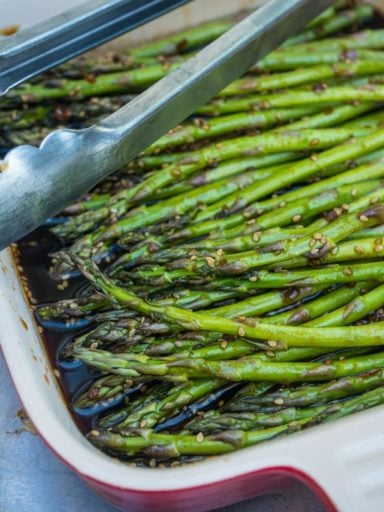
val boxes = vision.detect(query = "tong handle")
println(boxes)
[0,0,334,250]
[0,0,193,94]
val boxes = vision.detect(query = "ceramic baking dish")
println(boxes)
[1,1,384,511]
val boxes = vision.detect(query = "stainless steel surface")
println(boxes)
[0,0,193,94]
[0,0,333,251]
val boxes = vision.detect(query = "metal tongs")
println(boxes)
[0,0,195,94]
[0,0,333,250]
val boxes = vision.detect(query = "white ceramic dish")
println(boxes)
[1,2,384,510]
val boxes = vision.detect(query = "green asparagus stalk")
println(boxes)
[168,150,384,243]
[252,49,384,72]
[187,403,331,432]
[51,127,366,261]
[169,195,384,275]
[127,20,233,58]
[74,345,384,383]
[65,255,384,351]
[145,106,319,153]
[88,386,384,457]
[283,4,374,46]
[234,368,384,410]
[134,181,379,263]
[220,61,384,97]
[72,375,145,410]
[103,379,224,430]
[198,85,384,116]
[306,4,345,28]
[88,282,379,368]
[84,128,374,243]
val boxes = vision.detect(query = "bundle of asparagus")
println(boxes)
[12,1,384,465]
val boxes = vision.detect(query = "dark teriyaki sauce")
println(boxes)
[17,228,103,434]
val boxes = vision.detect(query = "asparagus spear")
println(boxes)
[144,106,319,153]
[230,368,384,410]
[125,260,384,290]
[165,150,384,243]
[64,255,384,351]
[198,86,384,116]
[100,379,224,430]
[71,285,328,415]
[51,126,366,259]
[88,387,384,458]
[169,196,384,275]
[84,128,376,243]
[130,181,379,264]
[220,61,384,97]
[110,150,384,264]
[252,49,384,72]
[213,280,384,414]
[283,4,374,46]
[126,20,233,58]
[75,345,384,383]
[72,375,146,411]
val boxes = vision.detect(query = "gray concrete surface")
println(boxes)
[0,353,326,512]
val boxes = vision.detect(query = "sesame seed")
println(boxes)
[268,340,277,348]
[354,245,364,254]
[343,268,353,276]
[90,430,100,437]
[140,420,147,428]
[359,214,369,222]
[206,256,216,268]
[149,458,157,468]
[374,244,383,252]
[252,232,260,242]
[238,327,246,337]
[249,275,258,282]
[221,340,228,349]
[274,398,284,405]
[292,214,302,223]
[196,432,204,443]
